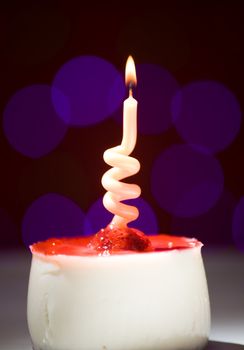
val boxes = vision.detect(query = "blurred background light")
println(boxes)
[114,63,179,134]
[151,144,224,217]
[232,196,244,252]
[171,190,236,244]
[52,55,125,126]
[22,193,86,247]
[3,85,68,158]
[171,81,242,154]
[84,196,159,236]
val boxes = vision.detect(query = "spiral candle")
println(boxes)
[102,56,140,228]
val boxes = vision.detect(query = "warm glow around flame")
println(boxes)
[125,55,137,87]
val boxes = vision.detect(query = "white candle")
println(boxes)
[102,56,141,227]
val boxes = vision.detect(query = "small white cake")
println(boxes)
[27,235,210,350]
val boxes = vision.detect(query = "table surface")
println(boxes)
[0,247,244,350]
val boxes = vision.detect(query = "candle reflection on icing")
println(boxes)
[102,56,141,228]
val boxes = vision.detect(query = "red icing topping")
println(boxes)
[31,226,201,257]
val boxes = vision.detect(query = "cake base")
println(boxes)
[28,241,210,350]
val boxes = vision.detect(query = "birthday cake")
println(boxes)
[27,56,210,350]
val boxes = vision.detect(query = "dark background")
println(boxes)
[0,1,243,250]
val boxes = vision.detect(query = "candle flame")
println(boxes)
[125,55,137,87]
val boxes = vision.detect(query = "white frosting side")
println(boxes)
[28,247,210,350]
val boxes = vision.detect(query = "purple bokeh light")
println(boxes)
[232,197,244,252]
[171,81,242,154]
[84,197,159,236]
[22,193,86,247]
[52,55,125,126]
[151,144,224,217]
[3,85,68,158]
[171,190,236,244]
[0,208,19,246]
[114,63,179,134]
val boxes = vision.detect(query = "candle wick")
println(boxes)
[128,81,135,96]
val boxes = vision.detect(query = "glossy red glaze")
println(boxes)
[31,227,201,257]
